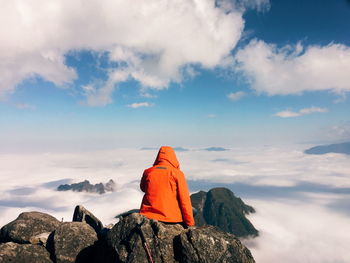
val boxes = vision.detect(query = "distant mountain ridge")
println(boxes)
[140,146,229,152]
[191,187,258,237]
[57,179,117,194]
[304,142,350,155]
[203,147,229,151]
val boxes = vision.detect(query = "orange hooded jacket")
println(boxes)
[139,146,195,226]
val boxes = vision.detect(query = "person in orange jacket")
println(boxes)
[139,146,195,227]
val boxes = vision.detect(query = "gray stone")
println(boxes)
[29,232,51,246]
[52,222,98,263]
[191,188,258,237]
[72,205,103,233]
[107,213,184,263]
[0,212,60,244]
[0,242,52,263]
[106,213,255,263]
[57,179,117,194]
[176,226,255,263]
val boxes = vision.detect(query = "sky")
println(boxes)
[0,0,350,152]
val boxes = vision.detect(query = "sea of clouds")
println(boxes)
[1,145,350,262]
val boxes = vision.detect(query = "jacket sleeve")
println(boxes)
[140,171,147,192]
[176,170,195,226]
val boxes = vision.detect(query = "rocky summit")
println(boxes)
[191,188,258,237]
[0,206,255,263]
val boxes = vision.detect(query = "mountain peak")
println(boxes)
[191,187,258,237]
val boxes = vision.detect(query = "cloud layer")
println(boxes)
[0,0,245,104]
[227,91,246,101]
[274,107,328,118]
[234,39,350,95]
[2,145,350,263]
[127,102,154,109]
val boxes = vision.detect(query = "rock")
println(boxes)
[191,188,258,237]
[0,242,52,263]
[57,179,117,194]
[29,232,51,246]
[0,212,60,244]
[104,179,117,192]
[115,209,140,219]
[0,208,256,263]
[190,191,207,226]
[105,213,254,263]
[51,222,98,263]
[106,213,184,263]
[175,226,255,263]
[72,205,103,234]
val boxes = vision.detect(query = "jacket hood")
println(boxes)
[153,146,180,168]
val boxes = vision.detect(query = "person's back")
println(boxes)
[139,146,194,226]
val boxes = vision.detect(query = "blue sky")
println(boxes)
[1,0,350,151]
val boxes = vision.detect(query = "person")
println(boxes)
[139,146,195,227]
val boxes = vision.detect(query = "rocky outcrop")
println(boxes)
[0,206,256,263]
[106,213,255,263]
[176,226,255,262]
[0,210,99,263]
[191,188,258,237]
[73,205,103,234]
[51,222,98,263]
[106,213,185,262]
[0,212,60,244]
[57,179,117,194]
[0,242,52,263]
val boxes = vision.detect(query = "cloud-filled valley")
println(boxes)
[1,146,350,262]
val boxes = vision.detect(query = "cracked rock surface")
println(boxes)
[0,212,61,244]
[176,226,255,263]
[52,222,98,263]
[0,242,52,263]
[0,207,256,263]
[106,213,255,263]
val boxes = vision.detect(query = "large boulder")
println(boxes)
[191,188,258,237]
[50,222,98,263]
[0,212,60,244]
[176,226,255,263]
[73,205,103,234]
[0,242,52,263]
[105,213,255,263]
[106,213,184,263]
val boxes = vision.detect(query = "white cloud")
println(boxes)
[127,102,154,108]
[0,0,245,104]
[139,91,158,99]
[207,114,217,118]
[216,0,270,13]
[0,149,151,225]
[245,199,350,263]
[227,91,246,101]
[234,39,350,95]
[274,107,328,118]
[80,82,114,107]
[329,122,350,140]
